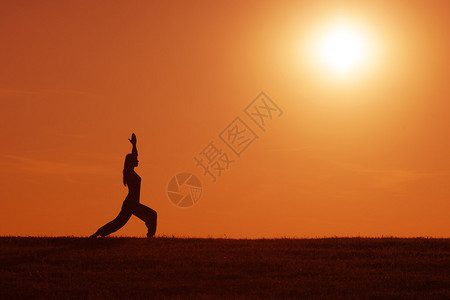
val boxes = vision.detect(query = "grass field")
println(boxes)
[1,237,449,299]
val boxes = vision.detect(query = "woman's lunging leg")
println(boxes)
[96,208,132,237]
[132,203,157,237]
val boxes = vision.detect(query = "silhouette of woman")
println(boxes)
[90,133,157,238]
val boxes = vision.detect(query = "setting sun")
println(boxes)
[317,22,370,74]
[304,17,377,79]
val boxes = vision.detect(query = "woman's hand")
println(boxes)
[128,133,137,145]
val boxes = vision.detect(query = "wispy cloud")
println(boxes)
[0,87,36,96]
[264,146,314,153]
[0,86,89,98]
[327,159,435,188]
[0,154,110,176]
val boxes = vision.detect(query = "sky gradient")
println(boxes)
[1,0,449,237]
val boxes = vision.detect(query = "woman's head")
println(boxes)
[125,153,139,168]
[123,153,138,186]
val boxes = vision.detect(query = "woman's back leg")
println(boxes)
[133,203,157,237]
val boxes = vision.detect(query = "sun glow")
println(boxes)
[306,17,377,79]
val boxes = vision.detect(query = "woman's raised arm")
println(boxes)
[128,133,138,157]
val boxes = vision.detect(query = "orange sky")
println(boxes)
[1,0,449,237]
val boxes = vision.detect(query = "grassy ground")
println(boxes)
[0,237,449,299]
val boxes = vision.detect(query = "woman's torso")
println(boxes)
[125,171,141,203]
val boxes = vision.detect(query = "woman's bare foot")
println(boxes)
[89,232,100,239]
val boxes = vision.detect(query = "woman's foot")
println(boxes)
[89,232,99,239]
